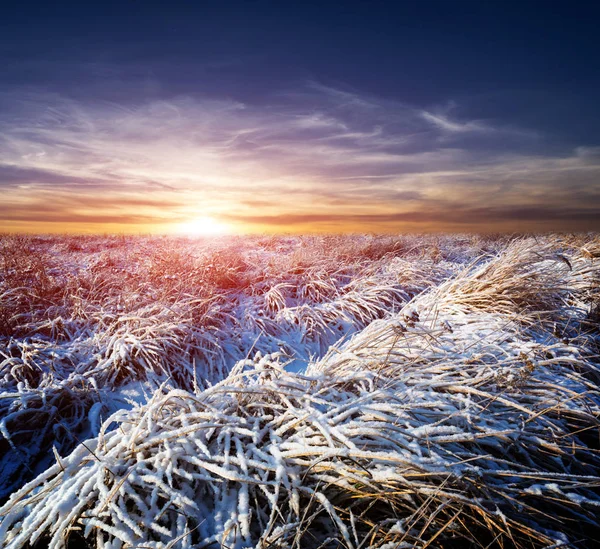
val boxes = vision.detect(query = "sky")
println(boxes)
[1,0,599,234]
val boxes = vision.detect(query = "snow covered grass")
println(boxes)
[0,233,599,547]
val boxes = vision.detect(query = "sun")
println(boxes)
[177,216,230,236]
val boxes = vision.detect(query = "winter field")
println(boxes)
[0,232,599,548]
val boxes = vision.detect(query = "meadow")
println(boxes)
[0,233,598,548]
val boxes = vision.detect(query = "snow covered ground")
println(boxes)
[0,233,598,548]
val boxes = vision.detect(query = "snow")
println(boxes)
[0,233,599,547]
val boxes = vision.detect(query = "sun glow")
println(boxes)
[177,216,230,236]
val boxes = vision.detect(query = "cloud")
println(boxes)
[0,164,107,188]
[0,81,598,232]
[420,111,489,133]
[223,205,600,229]
[0,210,172,225]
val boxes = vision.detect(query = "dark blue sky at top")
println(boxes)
[1,0,599,149]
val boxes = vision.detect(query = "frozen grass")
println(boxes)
[0,233,599,547]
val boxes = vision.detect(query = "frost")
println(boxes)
[0,234,599,547]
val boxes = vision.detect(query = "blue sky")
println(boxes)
[1,1,599,233]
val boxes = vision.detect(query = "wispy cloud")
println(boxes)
[223,205,600,228]
[0,164,110,189]
[0,81,598,232]
[420,111,489,133]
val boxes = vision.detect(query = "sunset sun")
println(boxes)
[178,215,230,236]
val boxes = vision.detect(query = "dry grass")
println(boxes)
[0,233,599,548]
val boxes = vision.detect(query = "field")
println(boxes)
[0,233,599,548]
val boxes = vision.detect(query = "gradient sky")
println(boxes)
[1,1,599,234]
